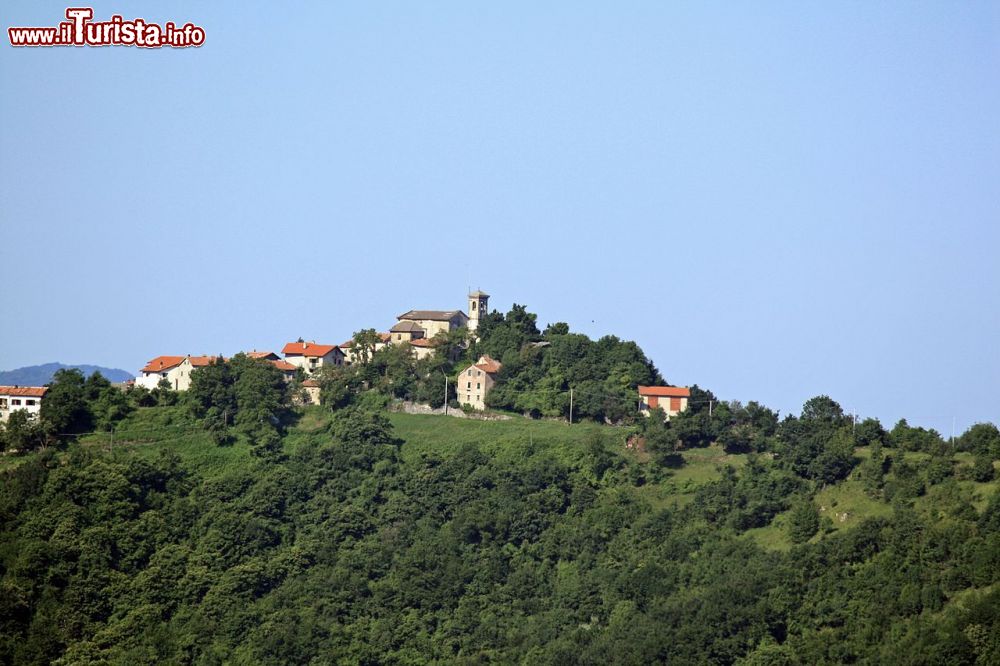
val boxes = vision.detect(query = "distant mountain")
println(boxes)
[0,363,133,386]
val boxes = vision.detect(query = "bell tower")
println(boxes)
[468,289,489,331]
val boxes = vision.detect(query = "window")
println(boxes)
[12,399,21,406]
[26,399,35,406]
[477,383,480,390]
[467,382,471,389]
[397,334,402,341]
[0,398,7,409]
[471,301,477,311]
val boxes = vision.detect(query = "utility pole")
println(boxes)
[569,387,574,425]
[708,400,713,417]
[444,375,449,415]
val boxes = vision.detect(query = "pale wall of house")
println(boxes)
[640,395,689,418]
[303,385,321,405]
[390,331,420,344]
[136,365,187,390]
[457,365,496,410]
[411,345,435,361]
[285,350,343,375]
[0,396,43,422]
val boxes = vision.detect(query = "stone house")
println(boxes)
[457,355,502,410]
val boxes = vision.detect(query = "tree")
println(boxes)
[90,383,132,431]
[351,328,382,365]
[788,497,820,543]
[39,368,91,439]
[643,408,684,468]
[543,322,570,337]
[971,454,995,483]
[959,423,1000,457]
[1,411,44,452]
[800,395,849,427]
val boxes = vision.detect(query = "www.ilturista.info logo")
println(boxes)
[8,8,205,48]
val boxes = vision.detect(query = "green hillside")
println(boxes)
[2,368,999,664]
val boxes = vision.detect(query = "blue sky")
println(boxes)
[2,2,998,435]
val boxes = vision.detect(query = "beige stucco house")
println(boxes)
[389,320,426,344]
[638,385,691,419]
[457,355,502,410]
[396,309,468,339]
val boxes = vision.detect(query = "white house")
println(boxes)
[281,341,345,375]
[0,386,47,422]
[136,355,223,391]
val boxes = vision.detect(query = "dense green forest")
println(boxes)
[1,313,999,664]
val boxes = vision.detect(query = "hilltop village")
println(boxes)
[1,290,689,424]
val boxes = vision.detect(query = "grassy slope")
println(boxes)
[8,406,999,552]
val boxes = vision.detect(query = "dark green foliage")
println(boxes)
[1,408,998,665]
[39,368,92,438]
[185,354,290,450]
[1,410,45,452]
[890,418,947,453]
[971,454,995,482]
[475,305,661,423]
[787,497,820,543]
[959,423,1000,457]
[776,396,858,483]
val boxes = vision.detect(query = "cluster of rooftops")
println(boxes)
[1,291,689,421]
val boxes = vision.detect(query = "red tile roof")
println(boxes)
[638,385,690,398]
[409,338,436,348]
[141,355,223,373]
[474,355,502,374]
[282,342,340,357]
[0,386,47,398]
[271,360,297,372]
[247,351,280,360]
[301,379,319,387]
[141,356,186,373]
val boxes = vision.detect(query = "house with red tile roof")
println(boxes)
[136,355,223,391]
[0,386,47,422]
[246,351,281,362]
[281,341,345,375]
[457,355,502,410]
[638,385,690,419]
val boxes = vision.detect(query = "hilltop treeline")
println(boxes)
[1,405,999,664]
